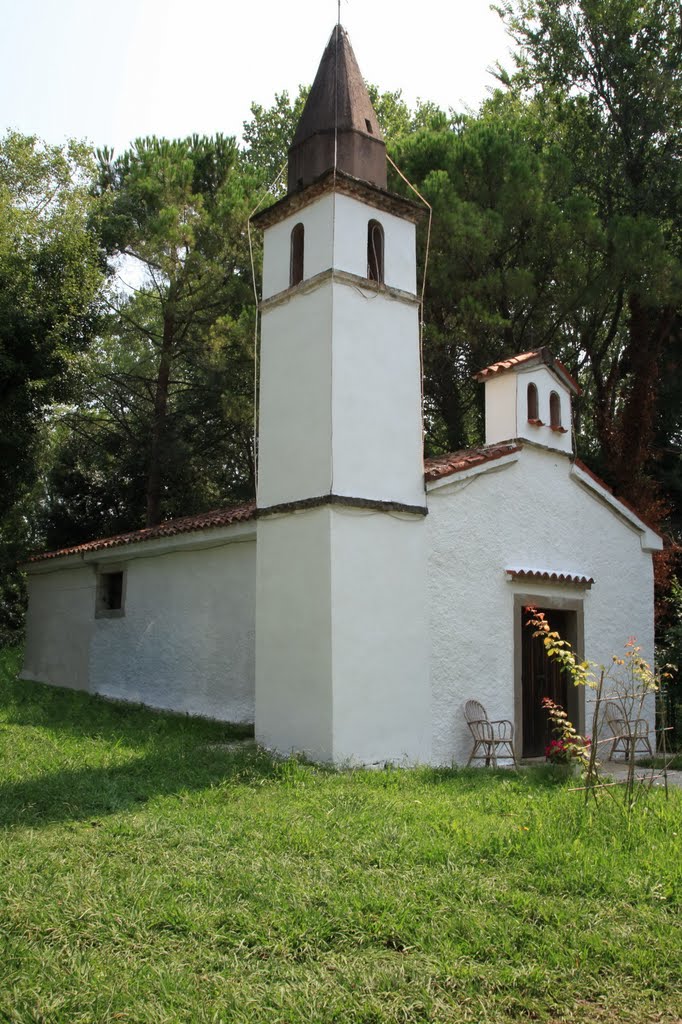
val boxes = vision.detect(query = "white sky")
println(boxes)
[2,0,513,154]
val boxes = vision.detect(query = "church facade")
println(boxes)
[20,28,662,765]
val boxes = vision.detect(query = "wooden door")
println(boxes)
[521,608,570,758]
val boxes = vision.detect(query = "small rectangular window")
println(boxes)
[96,569,126,618]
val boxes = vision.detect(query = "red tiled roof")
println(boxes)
[28,502,257,563]
[474,348,581,395]
[31,447,519,563]
[506,569,594,588]
[475,350,540,377]
[27,443,662,565]
[424,443,521,482]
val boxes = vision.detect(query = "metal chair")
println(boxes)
[604,699,654,760]
[464,699,516,767]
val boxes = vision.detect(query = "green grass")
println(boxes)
[1,647,681,1024]
[638,754,682,771]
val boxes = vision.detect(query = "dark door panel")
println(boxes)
[521,608,571,758]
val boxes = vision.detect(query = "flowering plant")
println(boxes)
[544,736,591,764]
[542,698,591,765]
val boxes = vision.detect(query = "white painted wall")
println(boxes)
[483,366,574,455]
[262,195,335,299]
[332,193,417,294]
[255,505,431,764]
[329,507,431,764]
[90,539,256,722]
[22,565,95,691]
[261,191,417,301]
[258,284,333,507]
[22,535,257,723]
[331,286,424,505]
[515,368,573,454]
[255,506,334,759]
[427,445,657,765]
[483,374,517,444]
[259,281,424,509]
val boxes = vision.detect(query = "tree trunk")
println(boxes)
[612,295,674,502]
[146,309,175,527]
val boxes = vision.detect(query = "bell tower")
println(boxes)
[253,26,431,764]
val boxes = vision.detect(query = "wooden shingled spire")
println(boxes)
[287,25,387,193]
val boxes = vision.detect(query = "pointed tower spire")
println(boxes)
[287,25,387,192]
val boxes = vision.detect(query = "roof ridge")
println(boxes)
[28,501,257,563]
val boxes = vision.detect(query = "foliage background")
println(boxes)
[1,0,680,723]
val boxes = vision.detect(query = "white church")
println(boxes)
[21,27,662,766]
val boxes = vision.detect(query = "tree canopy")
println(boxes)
[2,0,680,646]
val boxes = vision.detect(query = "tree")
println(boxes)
[0,131,102,519]
[241,89,309,191]
[494,0,682,507]
[0,131,103,643]
[91,135,256,528]
[393,104,593,453]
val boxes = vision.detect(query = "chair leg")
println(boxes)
[468,741,485,766]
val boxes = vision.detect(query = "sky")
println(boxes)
[2,0,514,155]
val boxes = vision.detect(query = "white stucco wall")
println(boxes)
[255,506,334,759]
[258,284,333,507]
[515,368,573,454]
[330,287,424,505]
[483,367,574,455]
[22,565,96,691]
[22,533,257,723]
[329,508,431,764]
[261,192,416,300]
[483,374,517,445]
[259,281,423,509]
[427,445,657,765]
[255,505,431,765]
[90,538,256,722]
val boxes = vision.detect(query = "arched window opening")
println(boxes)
[290,223,304,287]
[549,391,562,429]
[367,219,384,284]
[527,382,539,423]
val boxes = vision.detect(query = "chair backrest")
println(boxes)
[604,697,649,738]
[464,699,488,725]
[604,699,627,728]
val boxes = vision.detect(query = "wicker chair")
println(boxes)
[604,699,654,760]
[464,699,516,767]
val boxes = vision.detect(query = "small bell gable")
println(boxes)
[474,348,580,455]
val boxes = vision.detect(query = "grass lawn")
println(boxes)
[638,754,682,771]
[1,648,681,1024]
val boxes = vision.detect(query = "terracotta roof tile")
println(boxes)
[424,443,521,483]
[474,347,581,395]
[506,569,594,588]
[475,350,541,378]
[29,502,257,563]
[28,443,662,565]
[31,447,520,564]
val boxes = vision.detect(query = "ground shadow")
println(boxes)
[2,660,253,750]
[0,742,277,829]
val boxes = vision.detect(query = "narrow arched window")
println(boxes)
[290,223,304,287]
[527,382,539,422]
[367,219,384,283]
[549,391,562,429]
